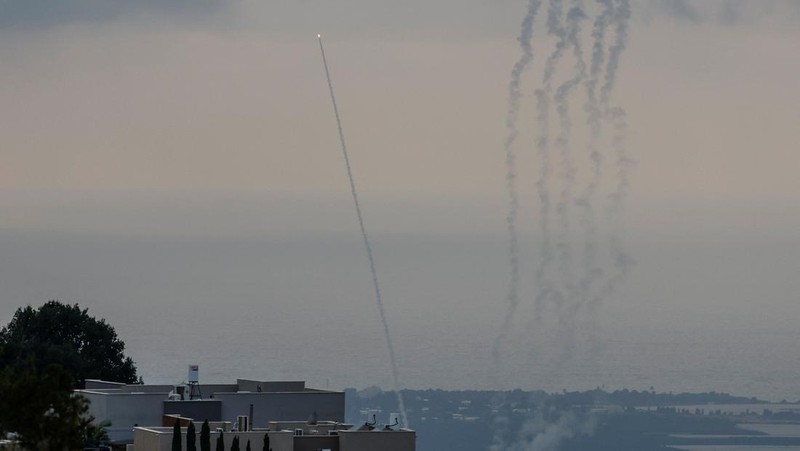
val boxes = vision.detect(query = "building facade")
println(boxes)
[78,377,345,443]
[128,420,415,451]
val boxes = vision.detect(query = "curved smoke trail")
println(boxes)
[584,0,614,178]
[493,0,543,369]
[592,0,633,313]
[532,0,568,319]
[317,35,408,428]
[492,4,544,447]
[600,0,630,109]
[573,0,615,320]
[552,0,588,356]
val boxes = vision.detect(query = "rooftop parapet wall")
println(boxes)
[237,379,306,392]
[217,391,345,427]
[85,379,126,389]
[120,385,173,394]
[267,421,353,436]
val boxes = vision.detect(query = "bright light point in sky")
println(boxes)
[317,34,321,38]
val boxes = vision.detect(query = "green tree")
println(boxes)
[200,420,211,451]
[0,301,138,386]
[187,420,197,451]
[0,363,92,449]
[172,418,182,451]
[216,431,225,451]
[85,419,112,447]
[246,439,251,451]
[231,436,240,451]
[262,433,270,451]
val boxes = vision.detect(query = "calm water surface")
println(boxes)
[1,230,799,401]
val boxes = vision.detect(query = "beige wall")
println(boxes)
[132,427,293,451]
[132,427,415,451]
[338,430,415,451]
[293,435,339,451]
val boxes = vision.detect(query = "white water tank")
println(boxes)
[188,365,199,383]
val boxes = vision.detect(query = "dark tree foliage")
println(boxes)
[245,439,251,451]
[85,419,112,447]
[187,420,197,451]
[0,363,92,449]
[231,435,240,451]
[216,431,225,451]
[0,300,138,385]
[201,420,211,451]
[173,418,182,451]
[262,432,270,451]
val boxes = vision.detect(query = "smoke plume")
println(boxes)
[493,0,633,446]
[494,0,634,395]
[493,0,543,368]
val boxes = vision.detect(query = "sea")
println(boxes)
[1,227,799,402]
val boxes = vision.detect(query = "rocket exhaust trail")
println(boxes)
[492,0,543,370]
[532,0,567,320]
[574,0,613,320]
[596,0,633,309]
[553,1,589,340]
[490,5,543,448]
[317,35,408,428]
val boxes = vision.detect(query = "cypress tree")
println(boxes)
[172,418,182,451]
[215,431,224,451]
[230,436,240,451]
[245,439,251,451]
[186,421,196,451]
[262,433,270,451]
[200,420,211,451]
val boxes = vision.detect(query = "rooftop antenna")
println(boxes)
[317,34,408,428]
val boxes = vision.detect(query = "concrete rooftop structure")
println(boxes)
[129,419,415,451]
[78,376,345,443]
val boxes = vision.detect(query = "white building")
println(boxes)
[77,376,345,444]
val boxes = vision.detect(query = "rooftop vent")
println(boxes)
[237,415,249,432]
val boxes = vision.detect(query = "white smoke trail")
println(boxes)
[552,1,588,330]
[592,0,633,313]
[493,0,543,370]
[491,3,543,447]
[518,0,633,388]
[532,0,567,320]
[317,35,408,428]
[600,0,630,109]
[574,0,614,319]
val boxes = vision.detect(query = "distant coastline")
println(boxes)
[345,387,800,451]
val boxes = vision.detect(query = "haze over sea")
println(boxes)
[0,194,797,402]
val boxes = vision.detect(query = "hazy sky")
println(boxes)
[1,1,798,217]
[1,1,799,393]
